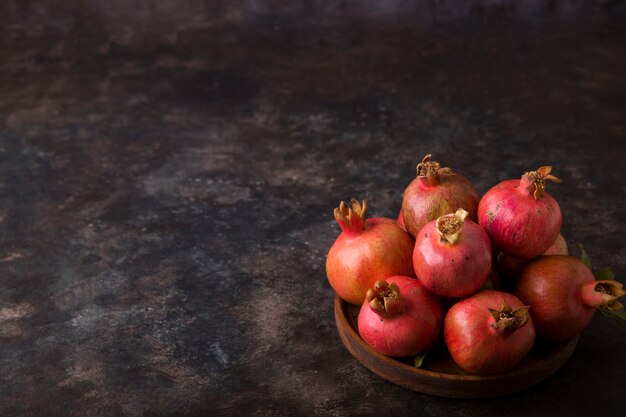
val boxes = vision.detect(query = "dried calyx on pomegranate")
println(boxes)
[478,166,562,260]
[584,280,625,312]
[326,199,415,305]
[358,276,442,357]
[515,254,626,340]
[415,154,455,184]
[436,208,468,244]
[334,199,366,232]
[520,166,562,200]
[488,300,531,335]
[413,208,492,298]
[401,154,479,239]
[366,281,402,317]
[444,290,535,374]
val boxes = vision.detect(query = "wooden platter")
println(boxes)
[334,295,578,398]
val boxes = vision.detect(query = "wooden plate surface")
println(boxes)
[335,295,578,398]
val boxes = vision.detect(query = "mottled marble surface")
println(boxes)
[1,2,625,416]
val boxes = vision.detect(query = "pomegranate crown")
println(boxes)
[577,244,626,317]
[596,281,625,311]
[366,280,402,317]
[583,280,626,312]
[521,166,562,200]
[488,300,531,335]
[416,154,454,185]
[436,208,469,244]
[333,198,367,233]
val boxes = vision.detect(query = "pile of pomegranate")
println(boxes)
[326,154,625,374]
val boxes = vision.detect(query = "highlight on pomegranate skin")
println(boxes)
[444,290,535,374]
[401,154,479,239]
[515,255,625,341]
[326,199,415,305]
[358,276,442,357]
[413,208,492,298]
[478,166,562,260]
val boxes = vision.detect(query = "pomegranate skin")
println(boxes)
[486,261,503,291]
[327,203,415,305]
[401,155,479,238]
[358,276,442,357]
[543,233,568,255]
[413,216,492,298]
[496,233,569,286]
[478,175,562,260]
[514,255,596,340]
[396,210,406,231]
[445,290,536,374]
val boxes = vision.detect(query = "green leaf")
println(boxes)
[609,309,626,320]
[578,243,592,270]
[414,350,429,368]
[594,267,615,281]
[483,278,494,290]
[600,308,626,320]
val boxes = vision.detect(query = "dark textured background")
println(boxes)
[1,1,625,416]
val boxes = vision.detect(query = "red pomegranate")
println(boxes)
[543,233,568,255]
[326,199,415,305]
[515,255,625,340]
[445,290,535,374]
[401,154,479,238]
[496,233,569,285]
[358,276,442,357]
[478,166,562,259]
[413,208,492,298]
[485,261,503,291]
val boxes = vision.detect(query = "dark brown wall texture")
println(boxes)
[1,1,625,416]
